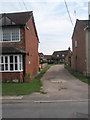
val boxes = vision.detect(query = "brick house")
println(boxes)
[52,49,70,64]
[39,53,52,64]
[0,11,39,82]
[44,55,52,64]
[71,19,90,76]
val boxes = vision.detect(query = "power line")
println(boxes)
[64,0,73,26]
[22,0,28,11]
[18,0,24,10]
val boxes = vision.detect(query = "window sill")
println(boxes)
[0,40,20,43]
[0,70,23,73]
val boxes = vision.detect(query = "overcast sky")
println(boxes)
[0,0,89,55]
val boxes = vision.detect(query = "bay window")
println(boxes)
[0,55,23,72]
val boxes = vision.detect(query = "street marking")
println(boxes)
[0,96,23,100]
[34,99,90,103]
[2,99,90,104]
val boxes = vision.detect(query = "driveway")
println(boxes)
[22,64,88,101]
[2,65,89,118]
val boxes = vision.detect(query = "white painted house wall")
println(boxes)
[88,1,90,19]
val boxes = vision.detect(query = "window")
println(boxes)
[57,55,59,57]
[0,28,20,42]
[0,55,23,72]
[75,40,77,48]
[62,54,65,57]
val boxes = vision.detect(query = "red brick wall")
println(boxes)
[25,16,39,80]
[65,50,71,65]
[2,72,23,82]
[71,20,86,73]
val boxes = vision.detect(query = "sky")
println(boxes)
[0,0,89,55]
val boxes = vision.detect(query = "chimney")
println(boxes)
[68,47,70,51]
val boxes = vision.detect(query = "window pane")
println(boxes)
[10,64,13,70]
[15,64,18,70]
[19,63,21,70]
[5,64,8,70]
[15,56,17,63]
[19,55,21,62]
[3,30,11,41]
[1,64,4,71]
[10,56,13,63]
[12,29,19,41]
[1,57,3,63]
[5,56,8,63]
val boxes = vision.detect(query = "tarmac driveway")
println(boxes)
[23,64,88,101]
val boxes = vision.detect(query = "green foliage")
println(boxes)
[39,59,47,64]
[51,55,56,60]
[65,64,90,85]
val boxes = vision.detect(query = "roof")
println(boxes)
[53,50,69,56]
[0,46,26,54]
[39,53,44,57]
[0,11,39,42]
[72,19,90,39]
[44,55,52,60]
[79,20,90,26]
[0,11,33,26]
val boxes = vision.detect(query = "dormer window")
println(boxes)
[0,28,20,42]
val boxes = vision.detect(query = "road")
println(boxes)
[2,101,88,118]
[2,65,89,118]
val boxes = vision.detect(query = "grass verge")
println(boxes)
[65,64,90,85]
[2,65,51,96]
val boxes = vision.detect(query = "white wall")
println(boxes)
[88,1,90,19]
[86,30,90,76]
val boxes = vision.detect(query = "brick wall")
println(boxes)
[2,72,23,82]
[71,20,86,73]
[65,50,71,66]
[24,16,39,80]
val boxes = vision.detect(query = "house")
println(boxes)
[52,49,69,64]
[39,53,45,62]
[71,19,90,76]
[0,11,39,82]
[39,53,52,64]
[39,53,47,64]
[44,55,52,64]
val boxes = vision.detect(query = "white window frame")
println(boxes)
[0,28,20,42]
[0,55,23,72]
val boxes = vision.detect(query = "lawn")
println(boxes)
[65,64,90,85]
[2,65,51,96]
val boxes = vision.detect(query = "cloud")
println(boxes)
[0,1,88,54]
[1,0,89,3]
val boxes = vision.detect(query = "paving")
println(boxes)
[2,64,88,103]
